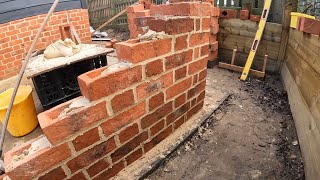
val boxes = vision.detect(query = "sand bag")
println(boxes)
[44,38,81,59]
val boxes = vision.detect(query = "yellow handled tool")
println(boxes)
[240,0,272,81]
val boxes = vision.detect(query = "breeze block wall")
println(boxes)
[0,9,92,80]
[4,1,212,179]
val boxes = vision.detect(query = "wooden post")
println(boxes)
[277,3,293,73]
[231,49,237,65]
[263,55,268,73]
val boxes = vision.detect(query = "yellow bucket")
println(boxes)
[290,12,315,28]
[0,85,38,137]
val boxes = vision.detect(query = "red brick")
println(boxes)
[175,66,187,82]
[188,57,207,75]
[78,66,142,101]
[39,167,66,180]
[111,132,148,162]
[194,47,200,59]
[187,100,204,119]
[136,72,173,100]
[189,32,210,47]
[150,119,165,136]
[127,3,144,13]
[87,159,110,177]
[68,171,87,180]
[210,41,218,52]
[175,35,188,51]
[191,98,197,107]
[149,92,164,111]
[197,90,206,103]
[115,38,172,63]
[200,44,209,57]
[211,7,220,17]
[144,126,173,152]
[67,138,116,173]
[240,10,250,20]
[93,161,125,180]
[220,9,238,19]
[211,24,219,34]
[298,17,320,35]
[145,59,163,77]
[193,74,198,86]
[166,101,190,125]
[149,18,194,35]
[175,93,186,108]
[5,143,71,179]
[111,90,135,113]
[174,116,185,129]
[196,19,201,31]
[150,3,211,16]
[38,100,107,145]
[136,10,151,17]
[208,49,218,61]
[141,102,173,129]
[199,69,207,81]
[166,77,192,100]
[72,127,101,152]
[188,80,206,99]
[250,15,261,22]
[101,102,146,137]
[119,123,140,144]
[165,50,193,70]
[202,18,210,31]
[126,148,143,165]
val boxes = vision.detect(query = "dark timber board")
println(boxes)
[0,0,87,24]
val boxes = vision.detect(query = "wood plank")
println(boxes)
[218,33,280,60]
[281,64,320,180]
[218,62,265,77]
[25,44,114,78]
[286,45,320,110]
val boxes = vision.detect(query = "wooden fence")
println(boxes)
[86,0,163,29]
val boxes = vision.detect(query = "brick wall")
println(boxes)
[4,1,216,179]
[0,9,92,80]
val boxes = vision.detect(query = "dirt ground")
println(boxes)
[148,67,304,180]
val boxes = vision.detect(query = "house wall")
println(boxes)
[3,1,216,179]
[0,8,92,80]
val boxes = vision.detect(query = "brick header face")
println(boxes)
[3,1,220,179]
[0,9,92,80]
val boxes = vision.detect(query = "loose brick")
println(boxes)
[149,92,164,111]
[144,126,173,152]
[5,143,71,179]
[101,102,146,137]
[150,119,165,136]
[145,59,163,77]
[136,71,173,100]
[149,18,194,35]
[87,159,110,177]
[126,148,143,165]
[111,90,135,113]
[188,57,207,75]
[175,35,188,51]
[166,77,192,100]
[72,127,101,152]
[220,9,238,19]
[175,66,187,82]
[111,132,148,162]
[141,102,173,129]
[175,93,187,108]
[166,101,190,125]
[119,123,140,144]
[39,167,66,180]
[78,66,142,101]
[165,50,193,70]
[115,38,172,63]
[240,10,250,20]
[38,100,107,145]
[93,161,125,180]
[67,138,116,173]
[189,32,210,47]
